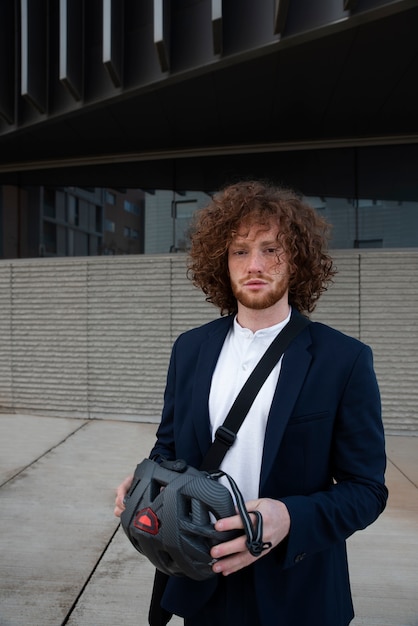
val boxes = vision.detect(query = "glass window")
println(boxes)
[95,206,103,233]
[67,195,79,226]
[123,226,140,240]
[0,203,3,258]
[143,190,211,254]
[172,199,197,251]
[306,196,418,249]
[44,188,56,218]
[124,200,140,215]
[105,190,116,205]
[43,221,57,254]
[105,219,116,232]
[67,229,74,256]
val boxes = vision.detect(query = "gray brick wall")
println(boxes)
[0,251,417,433]
[0,264,12,409]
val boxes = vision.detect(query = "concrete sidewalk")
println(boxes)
[0,414,417,626]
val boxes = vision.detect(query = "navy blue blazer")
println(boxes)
[149,309,388,626]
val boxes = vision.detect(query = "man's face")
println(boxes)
[228,221,290,311]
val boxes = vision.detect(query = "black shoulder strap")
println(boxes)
[200,312,310,472]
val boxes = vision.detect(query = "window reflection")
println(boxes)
[1,185,417,259]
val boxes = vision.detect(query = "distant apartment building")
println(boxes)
[0,185,215,259]
[0,186,145,259]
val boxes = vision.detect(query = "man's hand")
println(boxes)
[114,474,134,517]
[210,498,290,576]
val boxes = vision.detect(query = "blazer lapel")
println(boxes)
[260,328,312,487]
[191,316,233,457]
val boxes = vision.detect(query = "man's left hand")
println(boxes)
[210,498,290,576]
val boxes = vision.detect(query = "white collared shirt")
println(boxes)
[208,309,291,502]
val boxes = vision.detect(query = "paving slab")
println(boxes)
[349,444,418,626]
[0,413,87,484]
[0,416,158,626]
[65,527,182,626]
[385,434,418,487]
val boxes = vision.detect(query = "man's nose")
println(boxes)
[247,251,264,273]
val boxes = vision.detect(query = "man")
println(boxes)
[115,180,387,626]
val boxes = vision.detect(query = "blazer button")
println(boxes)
[294,553,307,563]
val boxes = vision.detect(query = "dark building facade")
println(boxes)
[0,0,418,254]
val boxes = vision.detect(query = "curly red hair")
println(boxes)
[187,180,336,315]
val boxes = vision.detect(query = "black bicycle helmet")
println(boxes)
[120,458,271,581]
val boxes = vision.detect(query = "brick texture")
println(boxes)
[0,252,417,433]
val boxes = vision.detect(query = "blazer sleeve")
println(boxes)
[148,338,179,463]
[280,343,388,570]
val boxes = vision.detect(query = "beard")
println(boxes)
[231,279,289,310]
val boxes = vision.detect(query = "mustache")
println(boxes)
[239,277,271,285]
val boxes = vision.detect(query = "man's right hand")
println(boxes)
[114,474,134,517]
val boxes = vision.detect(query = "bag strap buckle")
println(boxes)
[215,425,236,448]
